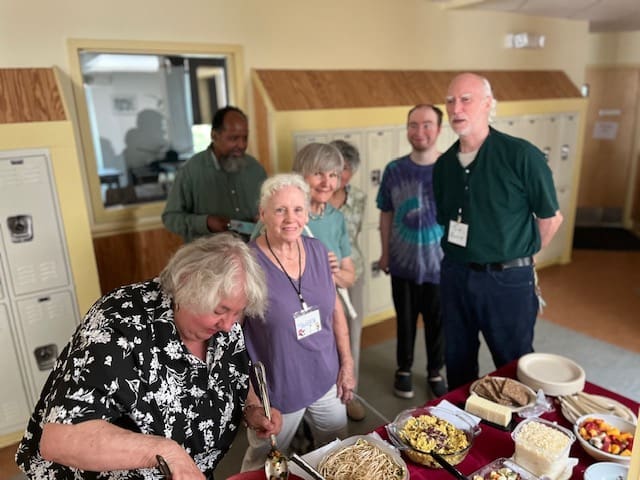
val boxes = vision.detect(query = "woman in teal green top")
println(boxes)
[292,143,355,292]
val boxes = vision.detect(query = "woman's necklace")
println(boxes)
[265,232,306,308]
[309,203,326,221]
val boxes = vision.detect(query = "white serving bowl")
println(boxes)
[574,413,635,464]
[583,461,629,480]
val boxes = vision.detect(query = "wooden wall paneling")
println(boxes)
[251,74,273,175]
[254,70,581,111]
[0,69,66,124]
[92,228,183,294]
[578,67,640,210]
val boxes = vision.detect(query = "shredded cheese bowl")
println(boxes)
[386,406,479,468]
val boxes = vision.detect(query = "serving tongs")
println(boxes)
[253,361,289,479]
[253,362,326,479]
[385,424,468,480]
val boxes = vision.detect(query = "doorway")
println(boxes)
[577,66,640,228]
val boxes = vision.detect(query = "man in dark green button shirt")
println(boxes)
[433,73,563,389]
[163,106,267,243]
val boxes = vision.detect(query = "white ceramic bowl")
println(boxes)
[517,352,585,396]
[574,413,635,464]
[583,461,629,480]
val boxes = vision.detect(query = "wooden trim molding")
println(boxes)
[0,68,66,124]
[253,69,581,111]
[92,227,183,294]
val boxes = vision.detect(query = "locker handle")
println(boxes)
[10,159,24,165]
[371,261,382,277]
[38,296,51,303]
[561,144,570,161]
[370,169,381,186]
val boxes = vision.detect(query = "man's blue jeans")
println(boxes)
[440,256,538,390]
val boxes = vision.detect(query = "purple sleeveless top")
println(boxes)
[243,236,339,413]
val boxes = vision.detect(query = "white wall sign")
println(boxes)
[593,121,618,140]
[598,109,622,117]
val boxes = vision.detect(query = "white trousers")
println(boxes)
[240,384,347,472]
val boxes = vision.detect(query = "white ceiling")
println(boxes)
[436,0,640,33]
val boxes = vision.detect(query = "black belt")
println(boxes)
[468,256,534,272]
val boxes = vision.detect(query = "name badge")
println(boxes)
[448,220,469,247]
[293,306,322,340]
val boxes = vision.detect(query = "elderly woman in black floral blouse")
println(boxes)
[16,233,282,480]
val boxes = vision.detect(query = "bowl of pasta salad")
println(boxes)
[386,406,480,468]
[317,434,408,480]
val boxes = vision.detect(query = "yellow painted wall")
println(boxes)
[1,0,589,87]
[0,122,102,314]
[587,31,640,65]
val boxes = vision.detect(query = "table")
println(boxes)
[228,361,639,480]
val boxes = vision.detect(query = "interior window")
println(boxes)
[68,40,243,232]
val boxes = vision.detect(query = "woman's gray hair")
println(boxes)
[292,142,344,187]
[329,139,360,173]
[159,233,266,317]
[259,173,310,209]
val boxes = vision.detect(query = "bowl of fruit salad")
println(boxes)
[574,414,635,464]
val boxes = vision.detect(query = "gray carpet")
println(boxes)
[213,318,640,478]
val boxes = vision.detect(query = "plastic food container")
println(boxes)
[468,457,540,480]
[511,418,576,480]
[385,406,480,468]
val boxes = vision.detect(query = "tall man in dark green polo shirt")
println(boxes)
[163,106,267,243]
[433,73,564,389]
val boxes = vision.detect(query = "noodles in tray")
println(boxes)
[318,438,406,480]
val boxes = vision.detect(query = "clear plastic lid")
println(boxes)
[468,457,540,480]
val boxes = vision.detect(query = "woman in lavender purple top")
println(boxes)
[240,173,355,472]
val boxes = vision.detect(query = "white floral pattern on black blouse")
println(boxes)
[16,278,250,480]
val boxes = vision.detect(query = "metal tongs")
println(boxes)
[253,361,290,479]
[253,361,326,480]
[156,455,172,479]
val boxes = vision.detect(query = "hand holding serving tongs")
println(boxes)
[253,361,290,479]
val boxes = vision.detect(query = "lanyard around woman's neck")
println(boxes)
[264,232,307,309]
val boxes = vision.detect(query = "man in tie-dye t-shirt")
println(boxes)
[376,104,446,400]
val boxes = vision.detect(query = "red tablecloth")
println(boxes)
[228,361,639,480]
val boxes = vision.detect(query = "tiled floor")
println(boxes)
[1,248,638,479]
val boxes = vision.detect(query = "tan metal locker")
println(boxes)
[553,113,579,190]
[329,131,365,191]
[494,116,526,138]
[535,187,572,265]
[0,153,70,296]
[0,148,81,428]
[14,290,79,404]
[0,304,31,436]
[293,132,331,154]
[362,226,392,318]
[436,124,457,153]
[364,128,397,226]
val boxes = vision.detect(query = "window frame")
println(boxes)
[67,39,244,235]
